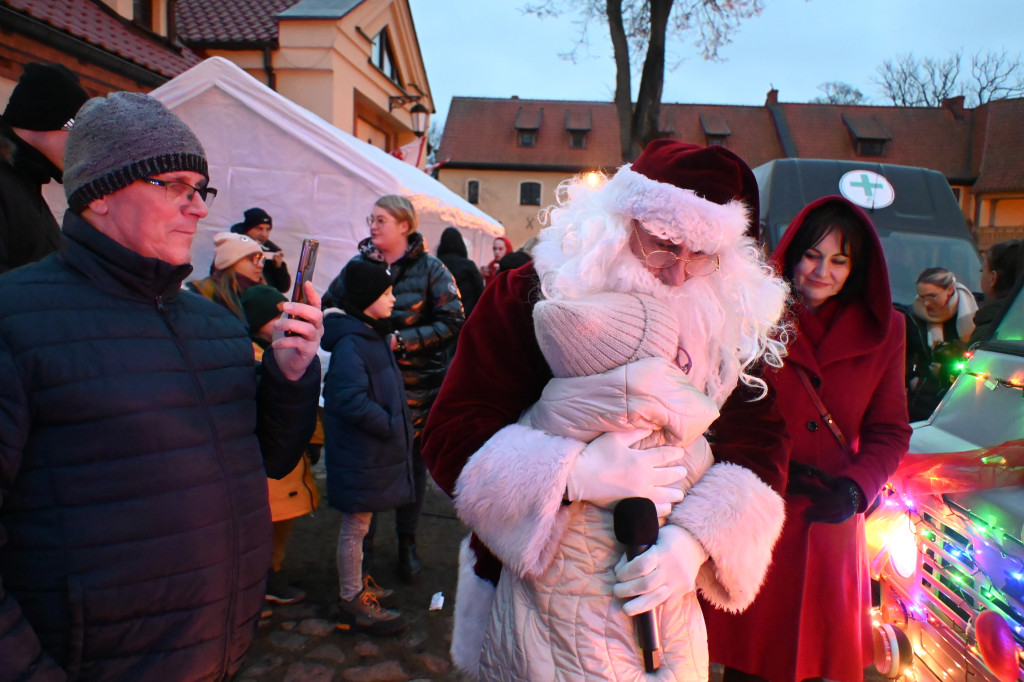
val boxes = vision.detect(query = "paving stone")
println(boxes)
[298,618,335,637]
[281,620,297,631]
[402,631,427,649]
[412,653,450,675]
[277,603,321,620]
[354,641,381,658]
[240,652,285,676]
[269,630,310,651]
[307,643,346,664]
[340,660,410,682]
[283,661,335,682]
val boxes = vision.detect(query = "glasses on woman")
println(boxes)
[632,223,720,276]
[142,177,218,207]
[366,215,392,227]
[250,253,266,266]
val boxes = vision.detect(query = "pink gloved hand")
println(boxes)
[612,523,709,615]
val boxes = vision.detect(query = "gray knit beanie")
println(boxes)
[534,292,679,378]
[64,92,208,213]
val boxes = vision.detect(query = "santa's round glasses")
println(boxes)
[632,223,719,276]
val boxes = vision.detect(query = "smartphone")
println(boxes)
[290,238,319,304]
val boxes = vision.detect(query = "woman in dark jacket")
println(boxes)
[971,239,1023,344]
[323,195,464,582]
[436,226,484,317]
[705,196,911,682]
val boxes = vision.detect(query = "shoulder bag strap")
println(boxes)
[795,366,850,453]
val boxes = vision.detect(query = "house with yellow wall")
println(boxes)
[437,92,1024,251]
[1,0,432,162]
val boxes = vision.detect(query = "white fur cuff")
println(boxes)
[451,536,495,680]
[668,462,785,612]
[454,424,585,577]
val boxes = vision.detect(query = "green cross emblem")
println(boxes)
[850,173,883,198]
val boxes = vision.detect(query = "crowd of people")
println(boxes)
[1,60,1023,681]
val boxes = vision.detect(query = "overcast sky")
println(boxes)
[408,0,1024,127]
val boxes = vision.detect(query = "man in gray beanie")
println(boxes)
[0,61,89,273]
[0,91,324,679]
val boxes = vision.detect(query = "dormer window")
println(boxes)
[372,29,398,85]
[699,113,731,147]
[566,110,592,150]
[515,107,543,148]
[842,114,891,157]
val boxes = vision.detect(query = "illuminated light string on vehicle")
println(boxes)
[870,484,1024,673]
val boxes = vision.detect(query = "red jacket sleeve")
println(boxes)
[709,378,792,495]
[422,264,552,496]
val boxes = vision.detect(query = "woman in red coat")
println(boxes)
[703,196,912,682]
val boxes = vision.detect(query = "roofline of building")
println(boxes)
[442,161,617,173]
[1,5,171,88]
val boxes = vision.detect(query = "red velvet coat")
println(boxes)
[703,197,911,682]
[422,263,791,586]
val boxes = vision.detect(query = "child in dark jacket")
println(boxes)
[322,259,415,636]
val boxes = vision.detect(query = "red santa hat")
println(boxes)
[602,140,759,252]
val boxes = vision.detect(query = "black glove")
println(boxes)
[787,462,862,525]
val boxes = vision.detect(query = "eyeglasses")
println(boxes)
[632,222,720,276]
[915,292,950,304]
[250,253,266,266]
[142,177,217,208]
[366,215,391,227]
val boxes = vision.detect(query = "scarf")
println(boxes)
[912,281,978,346]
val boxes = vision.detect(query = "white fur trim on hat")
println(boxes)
[534,292,679,378]
[602,165,750,254]
[213,232,262,270]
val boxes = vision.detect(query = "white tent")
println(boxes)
[133,57,503,293]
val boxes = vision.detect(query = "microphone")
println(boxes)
[613,497,661,673]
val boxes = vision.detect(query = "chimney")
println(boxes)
[766,89,779,106]
[942,95,966,120]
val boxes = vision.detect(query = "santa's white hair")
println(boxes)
[532,167,789,406]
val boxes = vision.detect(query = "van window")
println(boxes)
[882,233,982,306]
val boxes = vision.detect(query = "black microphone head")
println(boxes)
[613,497,659,546]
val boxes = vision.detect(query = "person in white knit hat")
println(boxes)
[188,231,266,327]
[422,140,792,681]
[506,290,720,678]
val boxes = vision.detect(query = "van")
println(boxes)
[754,159,982,307]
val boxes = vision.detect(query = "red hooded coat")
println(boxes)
[702,196,911,682]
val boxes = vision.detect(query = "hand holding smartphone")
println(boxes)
[290,238,319,304]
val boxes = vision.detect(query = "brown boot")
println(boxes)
[335,590,407,636]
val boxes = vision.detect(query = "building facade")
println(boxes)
[437,92,1024,250]
[1,0,431,160]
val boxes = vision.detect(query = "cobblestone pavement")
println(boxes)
[236,464,468,682]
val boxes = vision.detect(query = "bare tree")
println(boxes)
[524,0,764,161]
[874,50,1023,107]
[811,81,868,105]
[968,49,1024,105]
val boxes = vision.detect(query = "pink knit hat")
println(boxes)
[534,292,679,378]
[213,232,262,270]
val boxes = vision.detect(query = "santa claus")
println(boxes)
[422,140,793,681]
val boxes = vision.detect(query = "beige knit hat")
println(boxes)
[534,292,679,378]
[213,232,262,270]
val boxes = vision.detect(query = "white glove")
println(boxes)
[612,524,709,616]
[523,357,719,444]
[565,429,686,517]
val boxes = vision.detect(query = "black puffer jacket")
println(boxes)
[0,123,62,274]
[0,213,319,680]
[436,227,485,317]
[324,232,464,433]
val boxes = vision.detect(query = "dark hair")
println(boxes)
[985,239,1023,298]
[783,202,868,301]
